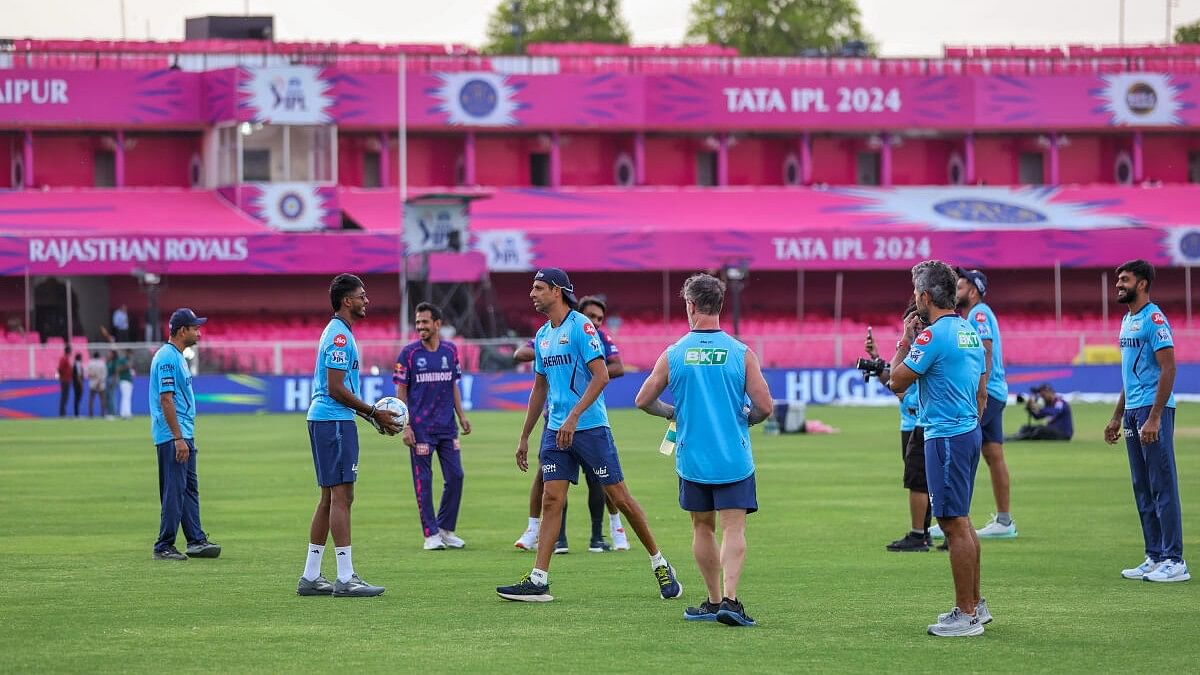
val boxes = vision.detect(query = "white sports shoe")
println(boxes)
[514,527,538,551]
[423,534,447,550]
[611,525,630,551]
[1144,559,1190,583]
[1121,557,1162,579]
[439,529,465,549]
[975,515,1018,539]
[927,607,984,637]
[928,524,944,539]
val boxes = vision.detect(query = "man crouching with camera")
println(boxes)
[1008,384,1073,441]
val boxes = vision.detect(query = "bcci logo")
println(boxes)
[279,192,305,221]
[1126,83,1157,116]
[684,348,729,366]
[459,79,499,119]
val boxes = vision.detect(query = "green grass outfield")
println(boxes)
[2,403,1198,673]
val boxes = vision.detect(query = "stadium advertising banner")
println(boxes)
[1,365,1194,418]
[0,233,486,280]
[0,69,204,125]
[4,68,1200,130]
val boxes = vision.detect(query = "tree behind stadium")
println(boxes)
[686,0,873,57]
[484,0,632,54]
[1177,19,1200,44]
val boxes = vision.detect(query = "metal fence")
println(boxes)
[3,330,1194,380]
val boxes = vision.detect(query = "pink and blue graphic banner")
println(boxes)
[3,67,1200,130]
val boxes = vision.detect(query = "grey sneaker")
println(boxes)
[928,607,984,637]
[333,574,385,597]
[297,575,335,596]
[940,599,992,625]
[185,541,222,558]
[153,547,187,561]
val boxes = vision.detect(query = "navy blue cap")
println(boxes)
[955,267,988,297]
[534,268,578,307]
[169,308,208,333]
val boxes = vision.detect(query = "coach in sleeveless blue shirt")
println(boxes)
[636,273,774,627]
[497,268,682,604]
[296,274,403,599]
[150,308,220,561]
[889,261,990,637]
[1104,260,1188,583]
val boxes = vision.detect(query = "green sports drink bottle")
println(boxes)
[659,420,677,456]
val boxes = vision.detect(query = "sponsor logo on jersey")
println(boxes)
[542,354,574,368]
[974,311,987,323]
[415,371,454,383]
[542,463,557,474]
[1151,312,1166,325]
[540,339,550,350]
[589,339,600,350]
[908,347,925,364]
[583,322,597,336]
[329,350,348,366]
[958,331,982,349]
[558,333,570,344]
[684,347,729,365]
[1157,328,1172,342]
[1120,338,1142,348]
[333,334,347,347]
[414,443,431,456]
[915,329,933,345]
[160,376,176,388]
[417,356,427,368]
[442,355,449,369]
[1130,321,1141,331]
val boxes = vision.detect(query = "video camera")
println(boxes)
[1016,388,1045,411]
[855,357,888,382]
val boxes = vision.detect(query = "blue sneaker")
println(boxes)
[716,597,756,626]
[497,574,554,602]
[654,563,683,599]
[683,599,720,621]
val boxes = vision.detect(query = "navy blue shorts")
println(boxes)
[308,420,360,487]
[539,426,624,486]
[980,395,1006,444]
[924,426,982,519]
[679,474,758,513]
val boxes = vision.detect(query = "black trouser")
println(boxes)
[1014,424,1070,441]
[902,427,933,533]
[59,381,70,416]
[72,380,83,416]
[559,471,607,543]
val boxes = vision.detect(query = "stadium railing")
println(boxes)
[1,329,1194,380]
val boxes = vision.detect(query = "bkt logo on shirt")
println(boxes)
[957,331,981,349]
[333,334,348,347]
[684,348,728,365]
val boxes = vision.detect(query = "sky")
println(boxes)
[1,0,1197,56]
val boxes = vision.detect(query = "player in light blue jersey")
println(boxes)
[297,274,403,599]
[149,308,220,561]
[1105,260,1188,583]
[953,268,1016,540]
[636,273,773,627]
[497,268,681,603]
[867,303,934,553]
[889,260,990,637]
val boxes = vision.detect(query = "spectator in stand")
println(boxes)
[71,352,85,417]
[113,304,130,342]
[87,351,107,418]
[57,345,73,417]
[117,349,135,419]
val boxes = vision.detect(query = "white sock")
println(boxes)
[530,568,549,586]
[609,513,623,531]
[334,545,354,583]
[649,551,667,570]
[527,516,540,531]
[302,543,325,581]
